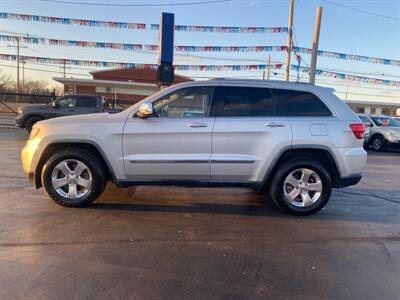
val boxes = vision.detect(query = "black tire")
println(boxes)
[269,159,332,216]
[371,135,387,152]
[25,116,42,133]
[41,147,107,207]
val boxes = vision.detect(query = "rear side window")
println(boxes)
[214,86,274,117]
[272,89,332,116]
[77,96,97,108]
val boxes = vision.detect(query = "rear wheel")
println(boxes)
[371,135,386,152]
[41,148,107,207]
[269,159,332,216]
[25,116,42,133]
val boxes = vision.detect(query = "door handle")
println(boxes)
[265,122,285,128]
[188,123,208,128]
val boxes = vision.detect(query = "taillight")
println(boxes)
[349,123,365,139]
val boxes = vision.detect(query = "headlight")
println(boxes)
[29,127,40,139]
[389,130,400,139]
[17,107,23,114]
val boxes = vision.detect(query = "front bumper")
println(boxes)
[15,114,25,128]
[388,140,400,149]
[338,174,363,188]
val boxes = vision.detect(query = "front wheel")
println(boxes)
[371,135,386,152]
[41,148,107,207]
[269,159,332,216]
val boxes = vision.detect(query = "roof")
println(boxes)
[170,78,336,93]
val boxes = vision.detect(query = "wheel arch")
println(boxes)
[34,141,116,189]
[23,114,44,128]
[263,147,342,188]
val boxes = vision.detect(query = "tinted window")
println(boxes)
[371,117,400,127]
[215,87,274,117]
[272,89,332,116]
[56,96,76,108]
[77,96,97,108]
[358,115,371,124]
[153,87,213,118]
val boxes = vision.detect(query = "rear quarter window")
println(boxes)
[272,89,332,117]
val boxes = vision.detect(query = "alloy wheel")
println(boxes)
[283,168,323,207]
[51,159,92,200]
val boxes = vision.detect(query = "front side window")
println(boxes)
[273,89,332,117]
[56,96,76,108]
[152,87,213,118]
[215,86,274,117]
[77,96,97,108]
[371,117,400,127]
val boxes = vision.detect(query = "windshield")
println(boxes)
[371,117,400,127]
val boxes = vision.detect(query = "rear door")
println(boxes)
[210,85,292,182]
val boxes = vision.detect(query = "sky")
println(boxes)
[0,0,399,103]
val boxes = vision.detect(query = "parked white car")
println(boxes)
[358,114,400,151]
[21,79,367,215]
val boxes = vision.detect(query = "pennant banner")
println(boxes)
[0,34,45,45]
[1,33,398,66]
[294,46,399,66]
[292,65,400,87]
[0,53,283,71]
[0,12,287,33]
[0,52,397,86]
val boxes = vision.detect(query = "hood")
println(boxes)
[39,113,111,126]
[18,103,50,112]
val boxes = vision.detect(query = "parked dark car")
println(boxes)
[16,94,121,132]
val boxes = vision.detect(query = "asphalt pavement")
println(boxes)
[0,128,399,300]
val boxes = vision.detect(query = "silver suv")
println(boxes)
[21,79,367,215]
[358,114,400,151]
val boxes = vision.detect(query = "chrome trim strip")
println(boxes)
[211,160,255,164]
[129,159,255,164]
[129,160,208,163]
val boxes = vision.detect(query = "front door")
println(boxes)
[122,86,215,181]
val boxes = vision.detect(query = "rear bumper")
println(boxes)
[338,174,362,188]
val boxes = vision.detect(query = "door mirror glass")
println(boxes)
[137,103,153,118]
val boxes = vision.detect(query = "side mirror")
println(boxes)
[365,122,372,127]
[137,103,153,118]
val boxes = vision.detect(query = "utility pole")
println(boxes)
[284,0,294,81]
[309,6,322,84]
[63,61,66,78]
[16,37,20,103]
[8,37,27,103]
[21,58,25,93]
[263,55,271,80]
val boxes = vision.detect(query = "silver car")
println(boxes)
[21,79,367,216]
[358,114,400,151]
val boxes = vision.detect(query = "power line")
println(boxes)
[322,0,400,22]
[39,0,233,7]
